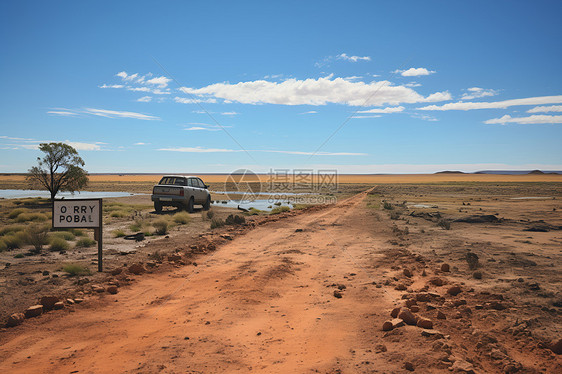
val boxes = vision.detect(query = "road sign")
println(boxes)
[52,198,104,272]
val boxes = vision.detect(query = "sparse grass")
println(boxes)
[15,212,48,223]
[0,239,7,252]
[110,210,129,218]
[8,208,30,219]
[206,210,215,219]
[49,237,70,252]
[390,211,400,220]
[26,224,49,252]
[152,219,168,235]
[62,263,91,276]
[112,229,126,238]
[2,232,27,249]
[246,207,262,215]
[129,218,145,232]
[13,253,24,258]
[50,231,75,241]
[437,219,451,230]
[173,212,191,225]
[210,217,225,229]
[383,201,393,210]
[69,228,86,237]
[270,206,290,215]
[225,214,245,225]
[0,224,26,236]
[76,237,96,248]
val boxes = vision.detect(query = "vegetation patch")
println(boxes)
[152,219,169,235]
[270,206,291,215]
[210,217,225,229]
[62,263,91,276]
[14,212,49,223]
[49,237,70,251]
[76,237,96,248]
[112,229,126,238]
[50,230,75,241]
[173,212,191,225]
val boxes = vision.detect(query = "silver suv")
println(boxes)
[151,175,211,213]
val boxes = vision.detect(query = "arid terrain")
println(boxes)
[0,175,561,373]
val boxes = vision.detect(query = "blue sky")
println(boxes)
[1,0,561,173]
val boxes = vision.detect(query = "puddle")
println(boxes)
[212,199,292,211]
[510,197,553,200]
[408,204,438,208]
[0,189,140,200]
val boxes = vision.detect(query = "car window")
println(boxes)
[196,179,205,188]
[174,178,186,186]
[186,178,193,187]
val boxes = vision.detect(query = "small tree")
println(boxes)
[27,142,88,201]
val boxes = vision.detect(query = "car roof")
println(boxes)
[161,175,201,179]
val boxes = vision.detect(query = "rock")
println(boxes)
[391,307,401,318]
[168,254,182,262]
[404,361,414,371]
[447,285,462,296]
[450,359,475,373]
[453,299,467,307]
[25,305,43,319]
[333,290,342,298]
[417,317,433,329]
[110,267,123,276]
[410,305,420,313]
[490,348,506,360]
[421,329,444,338]
[490,301,506,310]
[374,344,387,353]
[405,299,417,308]
[441,263,450,272]
[92,285,105,293]
[437,310,446,320]
[66,298,75,304]
[422,269,427,276]
[6,313,25,327]
[403,268,412,277]
[395,283,407,291]
[398,309,417,325]
[53,301,64,310]
[42,270,50,276]
[551,338,562,354]
[74,298,84,304]
[416,293,430,302]
[426,303,438,310]
[473,271,482,279]
[382,320,394,331]
[207,243,216,251]
[128,263,146,275]
[107,285,119,294]
[383,318,405,331]
[430,277,445,286]
[40,296,59,310]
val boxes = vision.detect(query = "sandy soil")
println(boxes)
[1,186,561,373]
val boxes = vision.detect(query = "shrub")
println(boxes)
[49,237,70,251]
[173,212,191,225]
[437,219,451,230]
[50,231,75,241]
[76,237,96,248]
[8,208,29,219]
[390,211,400,220]
[112,229,126,238]
[0,224,26,236]
[26,224,49,252]
[210,218,225,229]
[15,212,48,223]
[246,207,262,216]
[153,219,168,235]
[225,214,245,225]
[13,253,24,258]
[110,210,128,218]
[3,232,27,249]
[270,206,290,215]
[274,202,282,206]
[62,263,91,276]
[383,201,393,210]
[206,210,215,219]
[70,228,86,237]
[466,252,479,269]
[0,239,7,252]
[129,219,144,232]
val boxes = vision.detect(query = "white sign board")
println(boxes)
[53,199,102,228]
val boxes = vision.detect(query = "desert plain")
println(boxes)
[0,173,561,373]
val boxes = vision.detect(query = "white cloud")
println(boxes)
[159,147,240,153]
[134,142,148,145]
[174,96,217,104]
[83,108,160,121]
[127,86,151,93]
[405,82,421,87]
[396,67,435,77]
[158,147,366,156]
[221,111,239,116]
[527,105,562,113]
[411,113,438,122]
[357,106,404,114]
[183,123,225,131]
[343,76,363,81]
[116,71,138,81]
[99,84,125,89]
[137,96,152,102]
[47,110,79,117]
[300,110,318,115]
[145,76,171,88]
[337,53,371,62]
[179,76,451,106]
[64,141,102,151]
[418,95,562,111]
[484,114,562,125]
[461,87,499,100]
[351,115,382,119]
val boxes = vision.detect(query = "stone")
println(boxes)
[417,317,433,329]
[490,349,506,360]
[110,267,123,276]
[25,305,43,319]
[551,338,562,354]
[107,285,119,294]
[74,298,84,304]
[395,283,407,291]
[430,277,444,286]
[66,298,75,304]
[447,285,462,296]
[403,268,412,277]
[416,293,430,302]
[6,313,25,327]
[40,296,59,310]
[207,243,216,251]
[421,329,444,338]
[453,299,467,307]
[405,299,417,308]
[42,270,50,276]
[168,254,182,262]
[333,290,342,298]
[374,344,387,353]
[391,307,401,318]
[441,263,450,272]
[490,301,506,310]
[450,359,475,373]
[410,305,420,313]
[426,303,438,310]
[53,301,64,310]
[382,320,394,331]
[437,310,446,320]
[404,361,414,371]
[398,309,417,325]
[128,263,146,275]
[473,271,482,279]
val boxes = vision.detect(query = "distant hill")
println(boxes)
[474,170,562,175]
[435,171,465,174]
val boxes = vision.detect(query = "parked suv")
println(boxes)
[151,175,211,213]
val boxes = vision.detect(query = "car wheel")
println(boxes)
[186,197,194,213]
[203,195,211,210]
[154,201,162,213]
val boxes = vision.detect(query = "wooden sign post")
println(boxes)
[52,198,104,272]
